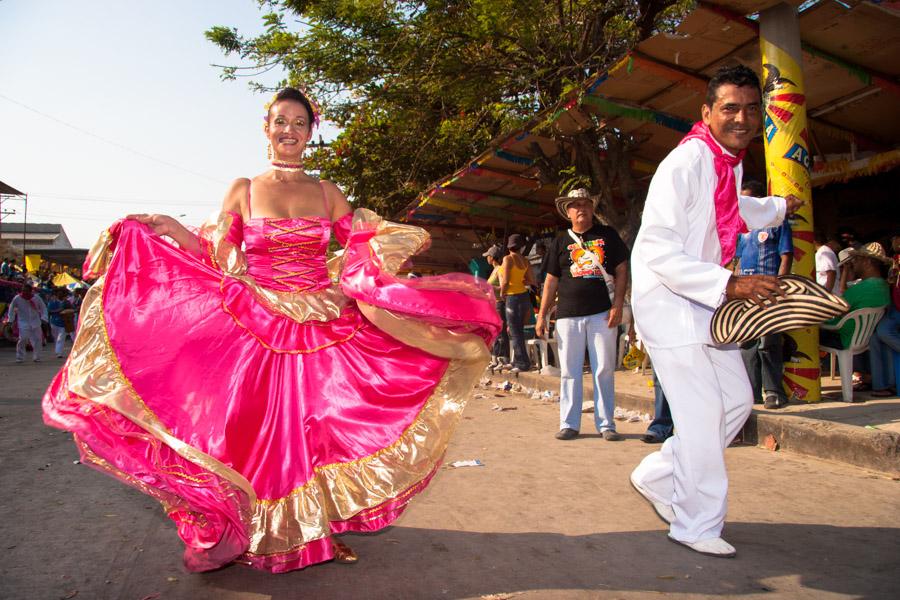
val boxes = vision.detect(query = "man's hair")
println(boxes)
[740,180,766,197]
[705,64,761,107]
[836,226,858,240]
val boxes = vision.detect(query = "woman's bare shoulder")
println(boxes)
[221,178,251,215]
[319,179,352,219]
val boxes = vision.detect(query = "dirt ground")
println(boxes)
[1,345,899,600]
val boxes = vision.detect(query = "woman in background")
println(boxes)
[500,234,536,373]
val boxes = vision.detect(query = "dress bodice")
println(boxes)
[243,217,333,293]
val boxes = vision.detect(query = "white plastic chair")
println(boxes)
[819,306,886,403]
[527,307,560,376]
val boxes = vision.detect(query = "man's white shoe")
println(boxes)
[629,474,675,525]
[668,535,736,558]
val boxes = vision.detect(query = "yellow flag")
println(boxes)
[25,254,41,272]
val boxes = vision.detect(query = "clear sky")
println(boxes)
[1,0,336,249]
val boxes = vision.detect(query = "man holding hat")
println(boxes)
[629,64,802,558]
[536,188,629,442]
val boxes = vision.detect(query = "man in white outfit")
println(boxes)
[7,282,48,363]
[629,65,802,558]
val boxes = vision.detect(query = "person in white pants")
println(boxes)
[7,282,48,363]
[47,287,74,358]
[630,65,802,558]
[536,189,630,442]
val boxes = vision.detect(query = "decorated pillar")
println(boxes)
[759,4,821,402]
[759,3,819,402]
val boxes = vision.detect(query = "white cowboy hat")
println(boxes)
[554,188,599,220]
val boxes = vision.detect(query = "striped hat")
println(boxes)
[711,275,849,345]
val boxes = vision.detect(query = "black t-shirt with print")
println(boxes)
[544,224,630,319]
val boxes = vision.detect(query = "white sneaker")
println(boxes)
[668,535,736,558]
[630,473,675,525]
[15,358,23,363]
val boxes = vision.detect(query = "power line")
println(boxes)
[0,92,230,186]
[8,211,123,223]
[26,191,219,207]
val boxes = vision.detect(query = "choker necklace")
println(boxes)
[271,160,304,172]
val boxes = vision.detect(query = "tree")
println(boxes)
[207,0,690,241]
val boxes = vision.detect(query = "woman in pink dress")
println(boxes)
[42,88,500,573]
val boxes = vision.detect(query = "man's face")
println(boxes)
[701,83,762,155]
[566,198,594,227]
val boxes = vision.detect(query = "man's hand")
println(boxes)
[726,275,786,308]
[784,194,804,216]
[607,305,622,328]
[535,314,546,338]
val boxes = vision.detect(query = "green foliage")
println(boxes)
[208,0,686,217]
[557,166,592,196]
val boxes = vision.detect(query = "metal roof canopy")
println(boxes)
[402,0,900,229]
[0,180,25,197]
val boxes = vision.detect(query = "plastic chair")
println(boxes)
[819,306,886,402]
[527,307,560,376]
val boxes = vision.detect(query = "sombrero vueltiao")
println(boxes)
[841,241,894,266]
[555,188,600,220]
[711,275,849,345]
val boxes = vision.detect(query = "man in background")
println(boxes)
[536,188,629,442]
[815,231,840,294]
[7,282,47,363]
[735,180,793,409]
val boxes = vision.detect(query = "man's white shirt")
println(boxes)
[815,245,840,294]
[8,294,47,327]
[631,138,786,348]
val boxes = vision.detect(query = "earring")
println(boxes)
[267,143,273,161]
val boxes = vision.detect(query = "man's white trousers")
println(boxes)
[631,343,752,542]
[16,323,43,361]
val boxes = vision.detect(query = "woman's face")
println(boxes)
[265,100,311,160]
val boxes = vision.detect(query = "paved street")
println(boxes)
[1,345,898,600]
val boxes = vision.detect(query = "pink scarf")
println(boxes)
[679,121,747,265]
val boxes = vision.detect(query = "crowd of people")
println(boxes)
[1,259,85,362]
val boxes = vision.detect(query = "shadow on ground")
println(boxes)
[188,522,899,599]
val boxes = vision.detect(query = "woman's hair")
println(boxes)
[267,87,317,131]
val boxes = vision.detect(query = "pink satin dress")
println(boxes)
[42,206,499,573]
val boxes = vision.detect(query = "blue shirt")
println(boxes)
[736,222,793,276]
[47,298,72,328]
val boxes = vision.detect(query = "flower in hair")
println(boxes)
[263,87,321,130]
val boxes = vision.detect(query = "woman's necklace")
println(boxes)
[271,159,304,173]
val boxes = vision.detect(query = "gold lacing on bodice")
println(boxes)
[264,219,327,293]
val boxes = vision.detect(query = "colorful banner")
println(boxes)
[761,42,819,402]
